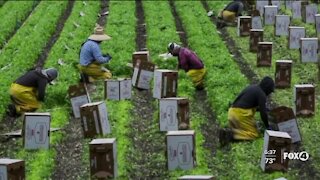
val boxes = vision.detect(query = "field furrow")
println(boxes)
[0,1,39,49]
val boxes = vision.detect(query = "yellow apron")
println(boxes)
[78,62,112,81]
[187,68,206,88]
[9,83,41,113]
[228,107,259,140]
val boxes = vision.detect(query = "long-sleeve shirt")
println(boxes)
[178,48,204,72]
[15,70,48,101]
[79,40,110,66]
[232,85,269,128]
[224,2,244,16]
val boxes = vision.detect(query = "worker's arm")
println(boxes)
[91,43,112,64]
[37,78,47,101]
[258,94,269,129]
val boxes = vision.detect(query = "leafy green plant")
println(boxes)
[14,1,101,178]
[208,1,320,178]
[0,1,68,117]
[0,1,39,48]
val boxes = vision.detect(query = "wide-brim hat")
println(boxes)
[88,26,111,41]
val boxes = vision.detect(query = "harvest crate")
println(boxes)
[250,29,263,52]
[269,106,301,143]
[292,1,302,19]
[105,78,132,100]
[22,112,51,150]
[132,60,155,90]
[260,130,291,172]
[275,60,292,88]
[90,138,117,179]
[153,69,178,99]
[159,97,189,131]
[257,42,273,67]
[264,6,278,25]
[315,14,320,35]
[0,159,25,180]
[256,0,269,16]
[302,3,317,23]
[275,15,290,36]
[251,10,263,29]
[166,130,196,170]
[300,38,318,63]
[68,83,90,118]
[294,84,315,117]
[80,101,111,138]
[288,26,305,49]
[237,16,251,37]
[132,51,150,67]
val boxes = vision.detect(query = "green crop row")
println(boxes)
[144,1,219,178]
[0,1,68,118]
[0,1,39,49]
[208,1,319,179]
[231,2,320,176]
[176,1,296,179]
[145,1,198,178]
[13,1,101,179]
[175,1,248,179]
[88,1,137,178]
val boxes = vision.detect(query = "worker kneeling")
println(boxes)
[217,0,244,28]
[7,68,58,117]
[219,76,275,146]
[79,24,112,83]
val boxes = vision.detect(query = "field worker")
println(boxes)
[7,68,58,117]
[79,24,112,83]
[217,0,244,28]
[167,42,206,90]
[219,76,275,146]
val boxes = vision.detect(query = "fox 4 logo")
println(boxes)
[283,151,309,161]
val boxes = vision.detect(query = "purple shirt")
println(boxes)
[178,48,204,72]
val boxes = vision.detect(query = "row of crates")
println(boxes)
[235,7,317,117]
[238,0,316,173]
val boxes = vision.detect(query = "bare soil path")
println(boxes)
[51,1,109,179]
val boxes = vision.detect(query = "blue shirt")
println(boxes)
[79,40,110,66]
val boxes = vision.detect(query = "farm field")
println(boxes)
[0,1,319,180]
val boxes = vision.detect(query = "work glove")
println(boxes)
[104,53,112,62]
[101,66,110,73]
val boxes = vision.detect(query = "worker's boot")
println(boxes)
[79,73,90,83]
[6,104,18,118]
[219,128,233,147]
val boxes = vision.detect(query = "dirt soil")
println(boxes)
[201,1,319,178]
[169,0,224,172]
[135,0,147,51]
[51,1,109,179]
[168,0,188,47]
[36,1,75,69]
[126,89,169,179]
[124,2,169,178]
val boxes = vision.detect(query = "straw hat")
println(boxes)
[88,25,111,41]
